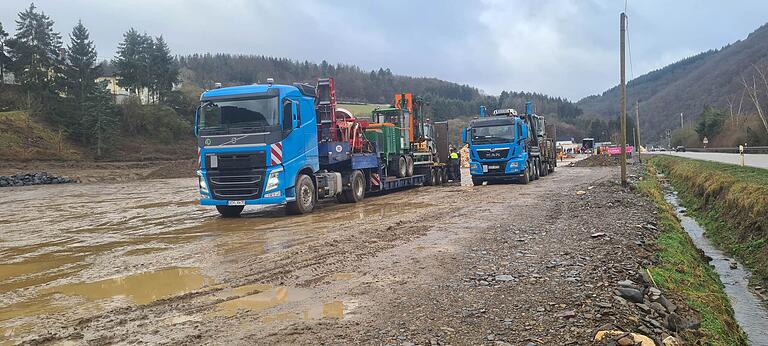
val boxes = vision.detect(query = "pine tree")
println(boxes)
[0,21,9,85]
[65,21,99,106]
[114,28,153,97]
[149,35,178,103]
[83,81,119,157]
[6,3,63,97]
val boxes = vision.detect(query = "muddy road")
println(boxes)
[0,164,664,344]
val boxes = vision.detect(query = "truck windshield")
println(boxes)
[472,125,516,144]
[199,96,279,132]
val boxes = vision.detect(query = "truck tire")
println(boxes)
[533,159,540,180]
[287,174,316,215]
[435,168,444,185]
[549,162,556,173]
[472,177,483,186]
[338,170,365,203]
[216,205,244,218]
[442,167,449,183]
[405,156,414,177]
[393,156,407,178]
[520,165,530,184]
[540,161,549,177]
[424,168,435,186]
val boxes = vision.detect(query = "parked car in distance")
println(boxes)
[675,145,686,152]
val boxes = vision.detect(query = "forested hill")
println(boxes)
[577,22,768,140]
[176,54,583,123]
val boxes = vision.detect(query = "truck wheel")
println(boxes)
[549,162,556,173]
[339,170,365,203]
[533,159,540,180]
[520,165,530,184]
[540,161,549,177]
[472,177,483,186]
[435,169,444,185]
[216,205,244,218]
[394,156,407,178]
[405,156,414,177]
[287,174,315,215]
[442,167,449,183]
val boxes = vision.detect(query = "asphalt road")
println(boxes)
[650,151,768,169]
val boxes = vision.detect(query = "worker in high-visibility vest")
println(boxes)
[449,146,460,182]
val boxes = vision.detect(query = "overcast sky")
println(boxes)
[2,1,768,100]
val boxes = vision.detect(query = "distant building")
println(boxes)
[96,75,182,105]
[96,75,150,104]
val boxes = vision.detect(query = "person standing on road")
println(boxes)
[449,146,460,182]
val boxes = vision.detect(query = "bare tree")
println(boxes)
[742,70,768,135]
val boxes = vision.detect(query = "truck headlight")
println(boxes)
[265,168,281,191]
[508,162,519,167]
[198,175,209,193]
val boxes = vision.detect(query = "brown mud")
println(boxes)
[0,163,680,344]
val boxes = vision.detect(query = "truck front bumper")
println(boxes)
[199,195,287,206]
[469,158,526,177]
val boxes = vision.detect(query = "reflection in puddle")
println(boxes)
[41,267,210,305]
[213,284,355,323]
[214,285,311,316]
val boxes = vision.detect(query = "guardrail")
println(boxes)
[684,146,768,154]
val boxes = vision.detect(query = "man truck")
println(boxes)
[195,78,449,217]
[462,102,556,185]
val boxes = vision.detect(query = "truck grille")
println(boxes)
[205,152,267,200]
[477,148,509,160]
[207,172,264,200]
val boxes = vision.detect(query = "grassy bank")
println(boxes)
[650,155,768,286]
[637,163,747,345]
[0,111,82,161]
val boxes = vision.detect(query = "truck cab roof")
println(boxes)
[200,83,315,101]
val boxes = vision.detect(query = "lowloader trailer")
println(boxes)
[195,78,449,217]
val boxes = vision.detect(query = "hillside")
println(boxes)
[578,23,768,141]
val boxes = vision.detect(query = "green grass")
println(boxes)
[650,156,768,286]
[336,103,388,118]
[637,164,748,345]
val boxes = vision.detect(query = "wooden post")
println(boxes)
[620,13,627,187]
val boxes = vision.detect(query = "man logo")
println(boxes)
[231,137,238,143]
[204,138,212,146]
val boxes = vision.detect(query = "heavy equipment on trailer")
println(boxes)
[194,78,450,217]
[368,94,450,185]
[462,101,556,185]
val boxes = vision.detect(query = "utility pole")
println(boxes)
[619,12,628,187]
[680,112,684,129]
[635,100,641,163]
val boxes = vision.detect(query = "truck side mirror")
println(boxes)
[461,128,468,144]
[194,106,200,136]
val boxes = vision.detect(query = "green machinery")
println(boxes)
[365,93,450,184]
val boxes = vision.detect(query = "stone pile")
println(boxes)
[0,172,78,187]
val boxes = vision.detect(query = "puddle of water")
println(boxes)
[662,182,768,344]
[211,284,355,323]
[40,267,210,305]
[213,285,311,317]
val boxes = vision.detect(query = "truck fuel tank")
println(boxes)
[316,172,343,198]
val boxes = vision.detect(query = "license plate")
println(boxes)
[488,165,500,170]
[482,165,488,172]
[227,200,245,206]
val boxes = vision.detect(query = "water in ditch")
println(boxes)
[661,179,768,344]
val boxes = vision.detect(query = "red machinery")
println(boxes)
[316,78,371,153]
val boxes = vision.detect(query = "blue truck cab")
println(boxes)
[195,81,320,217]
[462,109,534,185]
